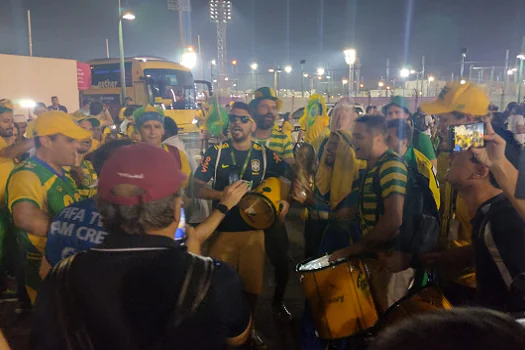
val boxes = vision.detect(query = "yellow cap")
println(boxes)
[420,82,490,116]
[33,111,92,140]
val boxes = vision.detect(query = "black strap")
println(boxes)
[168,254,215,328]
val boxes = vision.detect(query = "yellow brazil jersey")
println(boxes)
[77,159,97,199]
[162,144,191,189]
[437,152,476,288]
[6,157,81,254]
[0,137,14,206]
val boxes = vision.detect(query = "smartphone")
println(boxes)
[449,122,485,152]
[228,170,240,185]
[175,208,186,240]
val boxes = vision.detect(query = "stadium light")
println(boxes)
[400,68,410,78]
[343,49,356,65]
[181,47,197,69]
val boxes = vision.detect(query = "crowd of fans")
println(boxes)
[0,82,524,349]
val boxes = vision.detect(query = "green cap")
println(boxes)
[382,96,410,116]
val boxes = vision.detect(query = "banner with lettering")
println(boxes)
[77,62,92,90]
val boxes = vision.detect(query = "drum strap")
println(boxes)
[261,145,267,180]
[213,142,224,190]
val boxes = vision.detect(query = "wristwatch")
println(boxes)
[216,203,230,215]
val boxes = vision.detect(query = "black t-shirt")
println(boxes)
[194,139,288,232]
[472,193,525,312]
[30,234,251,350]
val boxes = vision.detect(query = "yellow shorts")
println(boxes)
[209,230,265,295]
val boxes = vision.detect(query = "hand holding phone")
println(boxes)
[449,122,485,152]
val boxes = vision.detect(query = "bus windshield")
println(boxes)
[144,68,195,109]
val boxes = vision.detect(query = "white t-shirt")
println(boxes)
[508,114,525,145]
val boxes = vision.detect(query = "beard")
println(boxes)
[0,127,13,138]
[255,113,275,130]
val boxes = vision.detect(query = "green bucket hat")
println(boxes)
[0,99,14,114]
[249,87,283,113]
[382,96,410,116]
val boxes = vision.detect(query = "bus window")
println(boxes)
[143,68,195,109]
[91,63,132,88]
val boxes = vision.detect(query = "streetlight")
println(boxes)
[268,68,275,73]
[460,79,466,84]
[344,49,357,97]
[508,68,518,75]
[284,65,292,74]
[342,79,348,85]
[250,62,258,90]
[181,47,197,69]
[518,54,525,101]
[118,3,135,105]
[304,73,309,78]
[211,59,217,66]
[231,59,237,66]
[317,67,325,76]
[378,81,384,87]
[427,76,435,97]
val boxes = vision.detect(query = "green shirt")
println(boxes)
[6,156,81,252]
[413,129,436,161]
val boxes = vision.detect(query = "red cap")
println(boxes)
[98,143,186,205]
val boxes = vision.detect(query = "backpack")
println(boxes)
[372,154,440,254]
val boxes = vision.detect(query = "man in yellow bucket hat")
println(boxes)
[6,111,91,304]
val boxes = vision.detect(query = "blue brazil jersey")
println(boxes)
[46,198,109,267]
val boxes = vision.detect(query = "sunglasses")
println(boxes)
[229,114,251,124]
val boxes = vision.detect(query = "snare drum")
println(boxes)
[381,285,452,328]
[240,177,288,230]
[296,256,379,340]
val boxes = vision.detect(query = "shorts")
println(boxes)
[18,231,48,304]
[209,230,265,295]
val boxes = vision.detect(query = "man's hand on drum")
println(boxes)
[219,181,251,210]
[329,243,364,263]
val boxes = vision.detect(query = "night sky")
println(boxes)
[2,0,525,86]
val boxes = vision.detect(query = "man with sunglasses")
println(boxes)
[194,101,290,348]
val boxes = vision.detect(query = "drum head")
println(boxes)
[296,255,354,272]
[240,193,276,230]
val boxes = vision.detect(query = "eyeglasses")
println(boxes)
[229,114,251,124]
